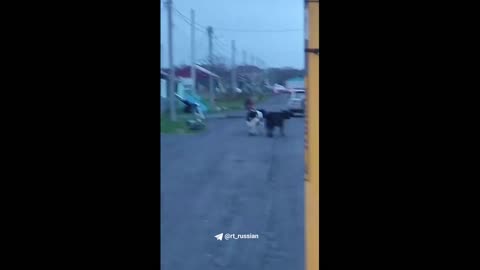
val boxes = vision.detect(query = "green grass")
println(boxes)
[215,99,245,110]
[202,93,270,114]
[161,93,271,132]
[161,115,205,134]
[257,94,268,102]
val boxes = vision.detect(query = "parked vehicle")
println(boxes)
[287,89,306,115]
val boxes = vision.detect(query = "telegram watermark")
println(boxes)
[214,233,259,241]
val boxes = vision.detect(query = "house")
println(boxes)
[160,71,194,113]
[162,65,222,95]
[160,70,180,113]
[160,70,169,99]
[160,65,222,113]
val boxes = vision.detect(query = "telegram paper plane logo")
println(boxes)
[214,233,223,241]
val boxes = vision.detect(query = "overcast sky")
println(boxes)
[161,0,305,69]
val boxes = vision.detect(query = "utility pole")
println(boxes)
[190,9,196,94]
[305,1,319,269]
[207,26,213,66]
[231,40,237,91]
[207,26,215,108]
[166,0,176,121]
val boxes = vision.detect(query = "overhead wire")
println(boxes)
[173,11,211,61]
[214,27,302,33]
[172,6,275,68]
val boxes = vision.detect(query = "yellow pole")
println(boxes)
[305,1,319,270]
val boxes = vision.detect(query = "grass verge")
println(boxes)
[202,93,270,114]
[161,115,205,134]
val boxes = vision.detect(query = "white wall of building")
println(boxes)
[161,79,167,98]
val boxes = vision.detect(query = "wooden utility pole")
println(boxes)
[166,0,176,121]
[231,40,237,91]
[190,9,196,94]
[207,26,215,108]
[305,1,319,269]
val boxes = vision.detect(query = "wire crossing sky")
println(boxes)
[161,0,305,69]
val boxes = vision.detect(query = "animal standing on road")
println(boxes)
[246,109,266,136]
[263,110,294,138]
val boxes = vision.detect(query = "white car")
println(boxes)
[287,89,306,115]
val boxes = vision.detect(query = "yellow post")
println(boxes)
[305,1,319,270]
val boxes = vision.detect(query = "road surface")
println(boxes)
[161,94,305,270]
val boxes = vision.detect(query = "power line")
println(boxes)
[173,6,300,33]
[171,20,212,64]
[214,27,302,32]
[211,35,230,52]
[171,7,278,68]
[171,11,212,60]
[174,12,206,33]
[213,41,229,55]
[173,8,207,32]
[174,6,300,33]
[173,8,190,22]
[213,35,229,48]
[212,36,233,59]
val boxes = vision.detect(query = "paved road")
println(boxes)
[161,95,305,270]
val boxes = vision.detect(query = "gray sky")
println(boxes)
[161,0,305,69]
